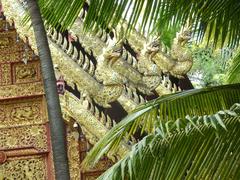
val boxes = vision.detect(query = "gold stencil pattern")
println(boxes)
[0,156,46,180]
[0,82,44,99]
[0,125,48,152]
[0,97,46,128]
[67,130,81,180]
[13,61,40,84]
[1,63,11,85]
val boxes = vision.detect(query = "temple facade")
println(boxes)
[0,9,114,180]
[0,0,193,179]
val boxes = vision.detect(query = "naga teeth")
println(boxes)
[106,115,112,129]
[172,84,177,93]
[167,80,172,89]
[82,56,90,71]
[101,31,108,42]
[79,9,85,19]
[133,91,139,104]
[47,28,53,37]
[88,61,95,76]
[62,37,68,50]
[72,47,79,61]
[52,29,58,41]
[96,29,103,38]
[56,33,63,45]
[67,42,73,55]
[100,112,107,125]
[77,52,84,65]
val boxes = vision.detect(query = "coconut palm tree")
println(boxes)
[26,1,70,179]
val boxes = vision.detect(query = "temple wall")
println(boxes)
[0,17,55,179]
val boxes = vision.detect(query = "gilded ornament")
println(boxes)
[0,125,48,151]
[16,66,36,79]
[1,63,11,85]
[0,37,10,47]
[0,97,45,128]
[0,108,5,120]
[0,82,44,99]
[67,129,81,180]
[0,5,54,180]
[11,106,39,121]
[0,156,46,179]
[150,26,193,78]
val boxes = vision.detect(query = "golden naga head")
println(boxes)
[144,36,161,56]
[103,26,125,60]
[103,40,123,60]
[176,22,192,46]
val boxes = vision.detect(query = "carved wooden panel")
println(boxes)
[12,61,41,84]
[0,125,48,152]
[0,97,47,128]
[0,51,24,63]
[0,20,5,31]
[0,65,1,85]
[0,123,54,179]
[0,155,47,179]
[0,30,15,49]
[0,82,44,99]
[67,129,81,180]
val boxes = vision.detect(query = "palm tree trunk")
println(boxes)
[26,0,70,179]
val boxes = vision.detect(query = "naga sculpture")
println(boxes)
[124,21,193,79]
[48,27,124,108]
[149,26,193,78]
[100,30,161,95]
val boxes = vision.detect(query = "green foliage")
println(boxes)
[25,0,85,30]
[35,0,240,48]
[99,113,240,179]
[81,84,240,170]
[189,46,232,87]
[21,1,240,178]
[227,49,240,84]
[159,24,180,48]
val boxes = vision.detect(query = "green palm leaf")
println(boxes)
[98,104,240,179]
[24,0,85,30]
[81,83,240,169]
[227,49,240,83]
[35,0,240,47]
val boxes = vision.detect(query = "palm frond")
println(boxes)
[27,0,85,30]
[30,0,240,47]
[81,83,240,169]
[98,104,240,179]
[227,49,240,83]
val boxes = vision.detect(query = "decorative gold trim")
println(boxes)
[0,155,47,179]
[0,82,44,99]
[0,97,48,128]
[67,127,81,180]
[0,124,48,152]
